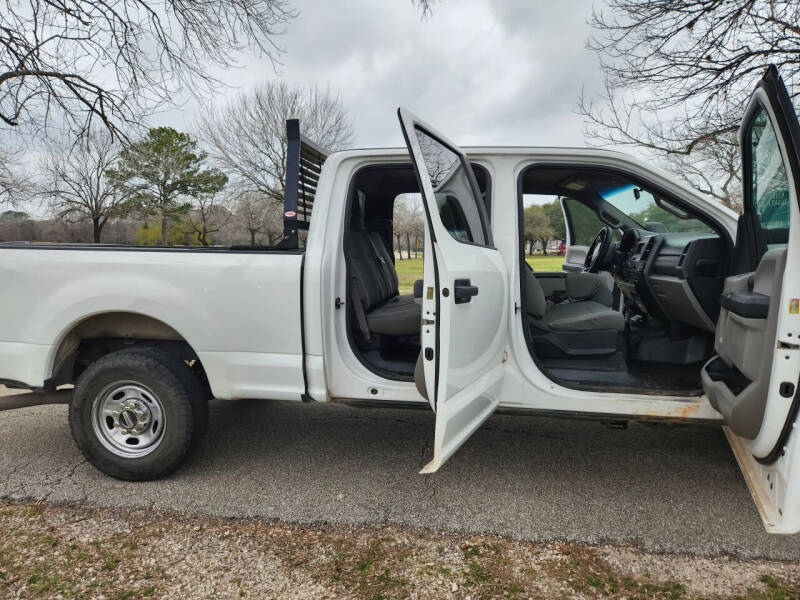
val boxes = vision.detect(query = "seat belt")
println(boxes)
[350,276,373,341]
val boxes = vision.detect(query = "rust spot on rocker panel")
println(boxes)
[634,401,706,423]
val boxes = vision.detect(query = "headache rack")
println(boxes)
[281,119,330,249]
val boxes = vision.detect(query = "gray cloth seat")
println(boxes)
[561,272,614,307]
[349,226,421,337]
[525,270,623,332]
[542,300,625,332]
[367,295,420,335]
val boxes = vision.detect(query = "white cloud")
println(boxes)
[152,0,605,149]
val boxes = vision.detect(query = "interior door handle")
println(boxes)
[454,279,479,304]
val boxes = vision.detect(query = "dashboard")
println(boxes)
[610,228,726,332]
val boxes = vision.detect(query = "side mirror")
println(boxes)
[633,188,641,200]
[644,221,667,233]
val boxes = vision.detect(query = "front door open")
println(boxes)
[398,108,509,474]
[703,66,800,533]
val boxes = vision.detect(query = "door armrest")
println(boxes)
[720,291,770,319]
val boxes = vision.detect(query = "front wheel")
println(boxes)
[69,347,208,481]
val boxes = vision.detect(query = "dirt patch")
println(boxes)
[0,500,798,599]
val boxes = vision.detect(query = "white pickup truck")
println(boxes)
[2,67,799,533]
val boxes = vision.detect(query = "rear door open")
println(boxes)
[398,108,509,474]
[702,66,800,533]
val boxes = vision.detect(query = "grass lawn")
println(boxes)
[394,254,565,294]
[525,254,566,271]
[395,256,425,294]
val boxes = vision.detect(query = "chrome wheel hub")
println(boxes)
[91,382,166,458]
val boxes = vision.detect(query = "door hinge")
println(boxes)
[335,297,343,309]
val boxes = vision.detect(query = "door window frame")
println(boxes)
[406,124,496,250]
[740,97,799,262]
[516,162,734,379]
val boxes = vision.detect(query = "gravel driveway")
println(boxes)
[1,386,799,561]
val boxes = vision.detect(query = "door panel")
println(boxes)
[398,108,509,474]
[703,65,800,533]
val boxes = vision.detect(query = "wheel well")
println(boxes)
[50,313,208,393]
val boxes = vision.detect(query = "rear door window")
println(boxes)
[414,128,490,246]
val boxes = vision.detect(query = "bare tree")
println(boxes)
[1,0,296,139]
[182,192,231,247]
[410,201,424,258]
[0,147,27,207]
[661,131,743,210]
[0,209,34,241]
[410,0,436,17]
[198,81,355,207]
[393,194,425,259]
[580,0,800,207]
[394,198,410,260]
[41,132,127,242]
[231,191,282,246]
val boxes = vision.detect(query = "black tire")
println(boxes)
[69,347,209,481]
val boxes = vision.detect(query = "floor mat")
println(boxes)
[539,356,704,396]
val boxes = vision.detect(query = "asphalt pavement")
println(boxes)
[1,388,798,560]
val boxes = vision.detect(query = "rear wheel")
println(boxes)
[69,347,208,481]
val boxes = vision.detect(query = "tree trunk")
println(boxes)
[161,213,168,246]
[92,218,102,243]
[540,238,548,255]
[405,233,411,259]
[250,230,257,245]
[396,234,403,259]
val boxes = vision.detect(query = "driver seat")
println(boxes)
[525,270,624,357]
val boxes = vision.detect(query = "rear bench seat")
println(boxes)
[349,228,421,338]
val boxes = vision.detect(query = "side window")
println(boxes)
[563,198,604,245]
[414,127,489,246]
[747,105,791,247]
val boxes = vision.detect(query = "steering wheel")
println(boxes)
[584,226,613,273]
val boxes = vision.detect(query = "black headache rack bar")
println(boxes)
[278,119,330,249]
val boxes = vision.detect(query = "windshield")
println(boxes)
[598,183,713,234]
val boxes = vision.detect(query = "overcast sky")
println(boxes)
[156,0,605,149]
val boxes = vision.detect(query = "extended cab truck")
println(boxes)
[1,66,800,534]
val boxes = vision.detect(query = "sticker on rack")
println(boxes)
[790,298,799,314]
[284,210,297,218]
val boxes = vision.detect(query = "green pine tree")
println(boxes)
[108,127,227,245]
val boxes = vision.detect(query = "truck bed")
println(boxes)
[0,245,307,401]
